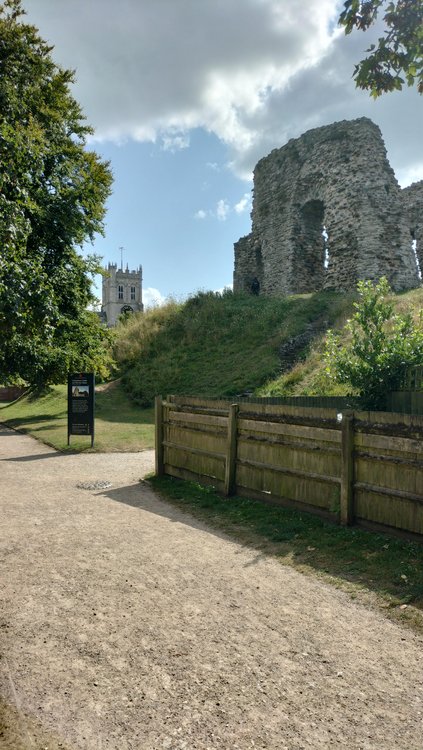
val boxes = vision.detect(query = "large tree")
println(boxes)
[0,0,113,387]
[339,0,423,96]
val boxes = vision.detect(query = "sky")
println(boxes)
[23,0,423,307]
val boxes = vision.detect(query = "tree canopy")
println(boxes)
[0,0,114,387]
[339,0,423,96]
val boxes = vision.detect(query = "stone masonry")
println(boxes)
[234,118,422,295]
[101,263,143,326]
[403,180,423,273]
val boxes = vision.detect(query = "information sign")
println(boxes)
[67,373,95,446]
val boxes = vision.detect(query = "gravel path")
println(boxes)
[0,425,422,749]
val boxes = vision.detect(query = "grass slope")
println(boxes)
[0,380,154,452]
[114,289,354,405]
[258,286,423,397]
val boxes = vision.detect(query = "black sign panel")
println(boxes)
[68,373,95,446]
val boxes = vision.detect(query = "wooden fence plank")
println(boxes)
[236,464,339,510]
[237,457,340,485]
[354,410,423,428]
[167,424,227,455]
[355,432,423,454]
[164,446,225,483]
[239,418,341,443]
[155,395,164,476]
[354,482,423,505]
[162,440,225,461]
[355,451,423,469]
[168,411,228,428]
[340,414,354,525]
[238,435,340,455]
[237,438,341,479]
[164,464,225,492]
[238,402,339,418]
[224,404,238,496]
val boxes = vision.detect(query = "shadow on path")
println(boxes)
[1,452,61,462]
[99,480,423,614]
[99,482,234,542]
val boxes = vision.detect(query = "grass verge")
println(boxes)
[149,474,423,632]
[0,380,154,452]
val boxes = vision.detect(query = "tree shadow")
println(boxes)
[0,425,23,437]
[1,451,60,461]
[1,414,65,429]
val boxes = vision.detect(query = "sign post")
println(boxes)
[67,373,95,447]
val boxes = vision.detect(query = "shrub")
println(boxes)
[324,278,423,409]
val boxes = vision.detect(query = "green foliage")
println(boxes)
[114,289,352,406]
[339,0,423,96]
[0,0,113,386]
[324,278,423,409]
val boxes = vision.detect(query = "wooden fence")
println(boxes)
[0,386,26,402]
[156,396,423,539]
[403,365,423,391]
[388,391,423,415]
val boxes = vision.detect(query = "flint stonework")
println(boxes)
[234,118,421,295]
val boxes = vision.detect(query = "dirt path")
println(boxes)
[0,425,422,750]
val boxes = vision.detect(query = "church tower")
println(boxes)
[101,263,143,326]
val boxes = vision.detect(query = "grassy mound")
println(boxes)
[114,289,354,405]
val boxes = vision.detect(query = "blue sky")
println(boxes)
[92,130,252,302]
[23,0,423,306]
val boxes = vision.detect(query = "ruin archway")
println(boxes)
[292,199,326,292]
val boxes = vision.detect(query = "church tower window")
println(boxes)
[131,286,136,301]
[118,284,124,300]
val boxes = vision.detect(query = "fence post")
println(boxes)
[155,395,164,476]
[340,412,354,525]
[224,403,239,496]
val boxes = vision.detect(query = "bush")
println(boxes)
[324,278,423,409]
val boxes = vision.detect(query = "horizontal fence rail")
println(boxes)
[155,396,423,540]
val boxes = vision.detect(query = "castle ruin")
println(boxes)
[234,118,422,295]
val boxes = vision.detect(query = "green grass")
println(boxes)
[0,380,154,452]
[258,285,423,397]
[112,286,423,404]
[149,474,423,632]
[114,289,354,405]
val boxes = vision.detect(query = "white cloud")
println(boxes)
[24,1,338,149]
[143,287,166,308]
[194,209,208,220]
[216,199,230,222]
[160,131,190,152]
[23,0,423,183]
[234,192,252,214]
[396,163,423,189]
[196,192,252,221]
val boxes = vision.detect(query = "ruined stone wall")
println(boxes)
[402,180,423,274]
[234,118,421,295]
